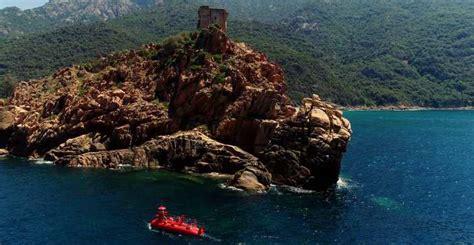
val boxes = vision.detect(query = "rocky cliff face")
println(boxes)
[0,28,351,192]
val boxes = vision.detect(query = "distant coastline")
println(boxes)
[338,105,474,112]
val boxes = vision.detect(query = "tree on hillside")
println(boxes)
[0,74,18,98]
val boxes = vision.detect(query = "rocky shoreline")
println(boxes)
[0,28,351,192]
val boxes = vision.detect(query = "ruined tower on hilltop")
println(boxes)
[197,6,229,32]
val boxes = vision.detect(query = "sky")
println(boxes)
[0,0,48,10]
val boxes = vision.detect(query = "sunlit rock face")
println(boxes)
[0,28,351,192]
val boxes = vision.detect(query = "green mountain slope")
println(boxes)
[0,0,473,107]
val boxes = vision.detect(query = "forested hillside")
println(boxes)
[0,0,472,107]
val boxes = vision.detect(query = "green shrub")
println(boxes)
[77,80,88,97]
[0,74,17,98]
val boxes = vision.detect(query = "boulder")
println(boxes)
[0,110,15,130]
[111,124,133,148]
[309,108,331,128]
[0,148,8,157]
[91,142,106,152]
[229,169,267,193]
[44,134,94,164]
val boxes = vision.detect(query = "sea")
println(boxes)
[0,111,473,244]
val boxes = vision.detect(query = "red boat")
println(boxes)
[149,206,205,237]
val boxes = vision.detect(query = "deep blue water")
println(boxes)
[0,111,473,244]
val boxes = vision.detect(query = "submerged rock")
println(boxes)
[0,28,351,192]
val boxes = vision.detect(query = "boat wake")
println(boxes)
[202,233,222,242]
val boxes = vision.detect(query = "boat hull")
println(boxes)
[149,219,204,237]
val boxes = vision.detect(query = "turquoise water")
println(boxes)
[0,111,473,243]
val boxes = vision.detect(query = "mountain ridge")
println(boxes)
[0,0,164,37]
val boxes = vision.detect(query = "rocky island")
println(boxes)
[0,27,351,192]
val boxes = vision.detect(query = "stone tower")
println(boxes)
[197,6,229,32]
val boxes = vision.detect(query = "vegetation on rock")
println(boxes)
[0,0,472,107]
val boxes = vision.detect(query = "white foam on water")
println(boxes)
[218,183,244,192]
[277,185,316,194]
[337,178,349,189]
[117,164,134,169]
[337,177,358,190]
[147,223,180,239]
[218,183,271,194]
[219,178,356,195]
[267,184,283,195]
[31,159,54,165]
